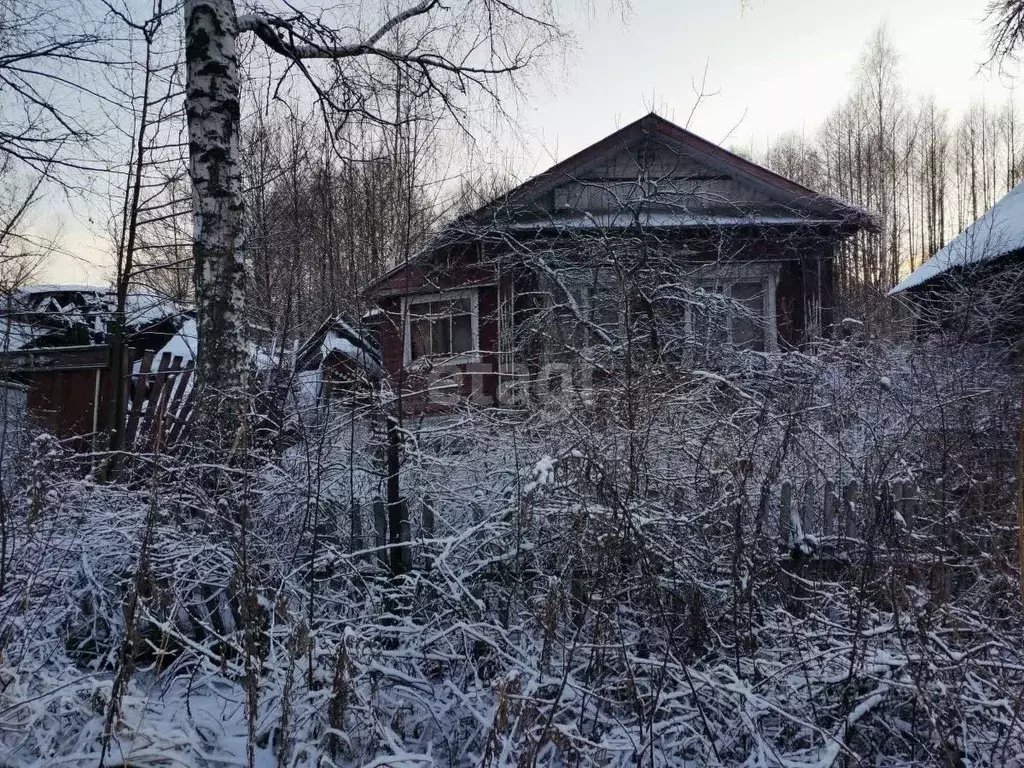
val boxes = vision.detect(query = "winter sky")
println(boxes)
[506,0,1014,176]
[44,0,1016,284]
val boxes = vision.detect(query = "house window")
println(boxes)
[730,282,764,349]
[404,291,479,363]
[689,280,773,352]
[583,287,621,337]
[547,286,621,354]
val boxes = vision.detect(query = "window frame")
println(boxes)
[684,268,779,352]
[402,288,481,366]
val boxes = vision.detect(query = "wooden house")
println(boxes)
[368,113,876,413]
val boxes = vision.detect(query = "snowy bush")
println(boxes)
[0,336,1022,766]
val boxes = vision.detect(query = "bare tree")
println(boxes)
[100,0,186,463]
[987,0,1024,64]
[183,0,567,442]
[0,0,102,173]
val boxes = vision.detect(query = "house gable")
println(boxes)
[477,113,874,230]
[366,113,872,416]
[369,112,875,297]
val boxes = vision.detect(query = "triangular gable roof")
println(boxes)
[467,112,875,227]
[368,112,877,292]
[890,179,1024,294]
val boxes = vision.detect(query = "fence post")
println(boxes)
[373,500,388,570]
[389,499,411,576]
[351,503,364,556]
[422,495,435,538]
[890,481,903,527]
[843,481,859,539]
[800,480,814,537]
[823,480,836,537]
[902,480,916,530]
[779,481,792,545]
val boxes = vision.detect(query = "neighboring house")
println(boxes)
[367,112,876,413]
[0,285,190,354]
[291,314,384,416]
[0,284,384,445]
[0,285,195,440]
[890,180,1024,348]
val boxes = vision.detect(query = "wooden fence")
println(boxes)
[0,345,197,453]
[336,480,925,578]
[777,478,919,549]
[123,350,195,452]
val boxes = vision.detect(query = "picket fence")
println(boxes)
[124,350,196,451]
[776,478,919,548]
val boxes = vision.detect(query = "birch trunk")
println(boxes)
[184,0,248,443]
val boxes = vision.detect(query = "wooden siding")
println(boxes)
[10,346,114,443]
[25,369,104,439]
[374,244,497,298]
[550,138,781,215]
[366,115,865,418]
[372,231,840,416]
[0,346,199,451]
[373,281,503,418]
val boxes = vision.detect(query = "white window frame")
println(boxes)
[402,288,481,366]
[541,278,625,364]
[684,265,779,352]
[580,286,626,341]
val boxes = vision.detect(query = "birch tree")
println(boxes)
[183,0,564,441]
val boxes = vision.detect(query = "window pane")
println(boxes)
[411,318,432,359]
[731,283,764,350]
[432,317,451,354]
[452,314,473,352]
[408,293,477,359]
[692,295,728,345]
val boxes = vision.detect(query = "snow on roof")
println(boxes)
[890,180,1024,294]
[123,291,189,325]
[18,283,109,295]
[507,212,852,231]
[322,330,384,380]
[0,285,191,353]
[293,313,383,380]
[134,318,280,373]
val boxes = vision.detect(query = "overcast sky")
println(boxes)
[492,0,1015,176]
[46,0,1015,284]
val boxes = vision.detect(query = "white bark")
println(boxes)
[182,0,533,445]
[184,0,248,438]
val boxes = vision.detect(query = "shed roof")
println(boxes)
[294,314,384,380]
[890,179,1024,294]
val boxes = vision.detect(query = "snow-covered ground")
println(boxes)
[0,337,1022,766]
